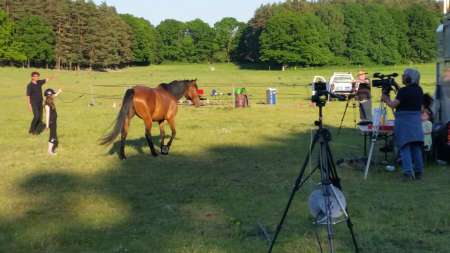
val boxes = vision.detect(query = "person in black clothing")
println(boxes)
[44,88,62,155]
[26,72,49,135]
[382,68,424,181]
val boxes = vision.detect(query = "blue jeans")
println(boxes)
[399,142,424,176]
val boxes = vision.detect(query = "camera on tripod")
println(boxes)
[311,81,329,106]
[311,80,346,106]
[372,72,400,95]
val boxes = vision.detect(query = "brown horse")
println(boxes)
[100,80,200,160]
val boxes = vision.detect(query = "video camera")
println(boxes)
[311,81,329,106]
[372,72,400,95]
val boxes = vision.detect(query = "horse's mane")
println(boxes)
[159,80,196,100]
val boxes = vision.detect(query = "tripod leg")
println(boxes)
[327,156,360,253]
[324,141,341,189]
[364,138,377,179]
[320,142,336,253]
[325,131,360,253]
[314,226,324,253]
[331,186,360,252]
[268,136,319,253]
[346,216,360,253]
[323,184,335,253]
[337,99,351,136]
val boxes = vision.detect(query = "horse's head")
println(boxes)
[185,79,200,107]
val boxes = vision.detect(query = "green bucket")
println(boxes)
[234,87,247,94]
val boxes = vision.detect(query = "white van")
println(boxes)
[329,72,354,96]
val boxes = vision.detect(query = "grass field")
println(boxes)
[0,63,449,253]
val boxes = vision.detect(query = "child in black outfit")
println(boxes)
[44,88,62,155]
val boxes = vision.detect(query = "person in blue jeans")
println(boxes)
[382,68,424,181]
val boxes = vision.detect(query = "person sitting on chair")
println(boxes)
[382,68,424,181]
[353,70,372,123]
[421,109,432,153]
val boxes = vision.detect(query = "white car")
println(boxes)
[329,72,354,97]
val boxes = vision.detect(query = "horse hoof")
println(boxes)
[119,155,127,160]
[151,152,159,157]
[161,145,169,155]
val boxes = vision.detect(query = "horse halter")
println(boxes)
[186,81,201,107]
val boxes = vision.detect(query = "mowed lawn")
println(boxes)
[0,63,449,253]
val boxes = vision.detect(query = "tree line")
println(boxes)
[0,0,442,70]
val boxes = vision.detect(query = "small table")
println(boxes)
[359,125,394,161]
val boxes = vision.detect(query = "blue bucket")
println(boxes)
[266,88,277,105]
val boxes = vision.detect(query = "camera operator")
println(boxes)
[382,69,424,181]
[353,70,372,122]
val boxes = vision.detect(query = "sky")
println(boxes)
[93,0,280,26]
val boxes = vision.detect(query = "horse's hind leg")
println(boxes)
[119,108,134,160]
[119,117,130,160]
[143,116,158,157]
[165,118,177,154]
[159,121,169,155]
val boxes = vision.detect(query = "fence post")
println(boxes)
[232,84,235,108]
[90,84,96,106]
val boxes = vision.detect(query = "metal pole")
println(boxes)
[90,85,96,106]
[364,100,384,179]
[444,0,449,15]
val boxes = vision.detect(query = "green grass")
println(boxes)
[0,63,449,253]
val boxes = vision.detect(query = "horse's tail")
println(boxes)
[99,88,134,145]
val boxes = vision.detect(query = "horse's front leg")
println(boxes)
[165,118,177,154]
[159,121,169,155]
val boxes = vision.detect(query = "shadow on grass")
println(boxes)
[108,135,173,157]
[1,126,449,253]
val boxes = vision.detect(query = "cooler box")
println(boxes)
[266,88,277,105]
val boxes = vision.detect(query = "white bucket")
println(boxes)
[372,107,387,127]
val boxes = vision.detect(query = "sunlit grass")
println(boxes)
[0,63,448,253]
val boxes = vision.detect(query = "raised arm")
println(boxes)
[55,89,62,97]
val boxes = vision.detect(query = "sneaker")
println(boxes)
[436,160,448,166]
[414,172,422,180]
[380,145,393,153]
[402,174,414,182]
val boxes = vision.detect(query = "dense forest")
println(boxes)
[0,0,443,69]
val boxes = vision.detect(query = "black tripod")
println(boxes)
[268,97,359,253]
[337,94,357,135]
